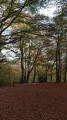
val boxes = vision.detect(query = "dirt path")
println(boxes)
[0,83,67,120]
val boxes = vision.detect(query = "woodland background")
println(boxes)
[0,0,67,86]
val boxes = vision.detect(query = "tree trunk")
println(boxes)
[26,43,31,83]
[24,54,27,82]
[64,46,67,82]
[26,48,41,83]
[45,71,47,82]
[56,36,61,82]
[21,65,24,83]
[20,39,24,83]
[32,66,36,83]
[26,71,30,83]
[51,71,53,82]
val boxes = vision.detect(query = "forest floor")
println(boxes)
[0,83,67,120]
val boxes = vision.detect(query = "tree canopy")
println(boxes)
[0,0,67,86]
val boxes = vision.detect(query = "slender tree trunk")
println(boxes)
[0,23,2,52]
[56,36,61,82]
[59,41,61,82]
[32,66,36,83]
[20,39,24,83]
[26,71,30,83]
[21,64,24,83]
[45,71,47,82]
[24,54,26,82]
[51,71,53,82]
[26,48,41,83]
[26,44,31,83]
[64,46,67,82]
[56,49,58,82]
[50,63,55,82]
[45,67,48,82]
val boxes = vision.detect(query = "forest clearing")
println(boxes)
[0,0,67,120]
[0,83,67,120]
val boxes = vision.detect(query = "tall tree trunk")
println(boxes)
[64,46,67,82]
[26,71,30,83]
[0,23,2,52]
[59,41,61,82]
[56,49,58,82]
[26,44,31,83]
[45,66,48,82]
[26,48,41,83]
[45,70,48,82]
[51,71,53,82]
[50,63,55,82]
[32,66,36,83]
[56,36,61,82]
[20,39,24,83]
[21,64,24,83]
[24,54,26,82]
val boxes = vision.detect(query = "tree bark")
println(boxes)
[26,44,31,83]
[20,39,24,83]
[51,71,53,82]
[64,46,67,82]
[24,54,27,82]
[32,66,36,83]
[56,36,61,82]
